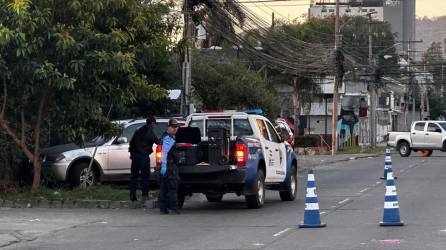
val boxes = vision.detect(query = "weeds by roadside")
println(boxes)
[1,184,158,201]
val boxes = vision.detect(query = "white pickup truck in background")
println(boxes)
[388,121,446,157]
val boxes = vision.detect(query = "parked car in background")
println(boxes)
[275,118,295,148]
[388,120,446,157]
[34,118,184,187]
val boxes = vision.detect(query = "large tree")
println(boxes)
[191,51,279,117]
[0,0,178,192]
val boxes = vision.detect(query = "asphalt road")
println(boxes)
[2,152,446,250]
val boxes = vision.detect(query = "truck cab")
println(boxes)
[156,111,298,209]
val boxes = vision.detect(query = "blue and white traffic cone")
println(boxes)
[381,148,397,180]
[380,166,404,226]
[299,169,326,228]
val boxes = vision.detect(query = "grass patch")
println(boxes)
[337,146,386,155]
[1,185,158,201]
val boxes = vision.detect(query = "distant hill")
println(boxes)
[416,16,446,56]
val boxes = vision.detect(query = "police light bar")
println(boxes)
[242,109,263,115]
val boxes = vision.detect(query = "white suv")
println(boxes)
[39,118,183,187]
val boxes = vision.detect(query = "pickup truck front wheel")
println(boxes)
[245,170,265,209]
[397,141,411,157]
[280,165,297,201]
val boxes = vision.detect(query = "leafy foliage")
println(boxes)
[0,0,179,191]
[192,51,279,118]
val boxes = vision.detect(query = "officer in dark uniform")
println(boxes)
[128,116,161,208]
[159,118,180,214]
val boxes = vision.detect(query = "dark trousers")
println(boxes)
[130,152,150,201]
[159,171,179,212]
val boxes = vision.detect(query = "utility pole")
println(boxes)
[181,0,192,116]
[332,0,341,156]
[368,13,376,148]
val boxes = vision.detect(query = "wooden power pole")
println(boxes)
[332,0,341,156]
[181,0,192,116]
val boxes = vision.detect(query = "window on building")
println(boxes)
[345,9,351,13]
[329,9,335,13]
[362,9,368,12]
[370,9,376,12]
[321,9,327,13]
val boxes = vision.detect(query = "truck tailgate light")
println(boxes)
[236,143,248,167]
[156,144,162,168]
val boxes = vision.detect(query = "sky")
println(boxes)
[247,0,446,24]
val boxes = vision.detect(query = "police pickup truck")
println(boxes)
[156,111,298,209]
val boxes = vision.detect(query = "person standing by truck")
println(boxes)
[159,119,180,214]
[129,116,161,209]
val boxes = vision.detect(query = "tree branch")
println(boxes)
[0,119,34,160]
[1,75,7,119]
[33,85,50,157]
[21,108,25,144]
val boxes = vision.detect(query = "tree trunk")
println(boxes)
[30,86,50,193]
[292,77,301,136]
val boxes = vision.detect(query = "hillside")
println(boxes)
[416,16,446,55]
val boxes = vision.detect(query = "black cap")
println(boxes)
[146,116,156,125]
[168,118,179,128]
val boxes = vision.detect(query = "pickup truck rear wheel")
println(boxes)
[280,165,297,201]
[397,141,411,157]
[245,170,265,209]
[177,192,185,209]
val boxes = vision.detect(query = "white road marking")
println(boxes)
[376,181,382,184]
[253,243,265,246]
[320,211,327,215]
[273,228,291,237]
[440,229,446,233]
[29,219,41,222]
[359,188,369,193]
[338,198,350,204]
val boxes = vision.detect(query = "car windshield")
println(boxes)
[86,135,112,145]
[189,118,253,137]
[438,122,446,131]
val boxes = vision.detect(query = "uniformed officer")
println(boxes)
[128,116,161,208]
[159,118,180,215]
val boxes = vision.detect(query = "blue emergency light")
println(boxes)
[242,109,264,115]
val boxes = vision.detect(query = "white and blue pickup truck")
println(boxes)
[388,120,446,157]
[156,111,298,209]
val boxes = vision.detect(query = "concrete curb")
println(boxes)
[0,197,159,210]
[298,153,382,172]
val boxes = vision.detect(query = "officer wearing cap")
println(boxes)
[128,116,161,208]
[159,118,180,214]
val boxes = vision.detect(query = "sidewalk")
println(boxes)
[297,153,382,172]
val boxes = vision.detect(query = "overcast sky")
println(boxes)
[246,0,446,24]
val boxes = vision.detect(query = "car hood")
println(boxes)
[41,143,97,157]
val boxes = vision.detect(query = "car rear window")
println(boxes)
[189,119,253,137]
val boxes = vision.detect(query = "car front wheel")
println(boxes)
[70,163,96,188]
[280,165,297,201]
